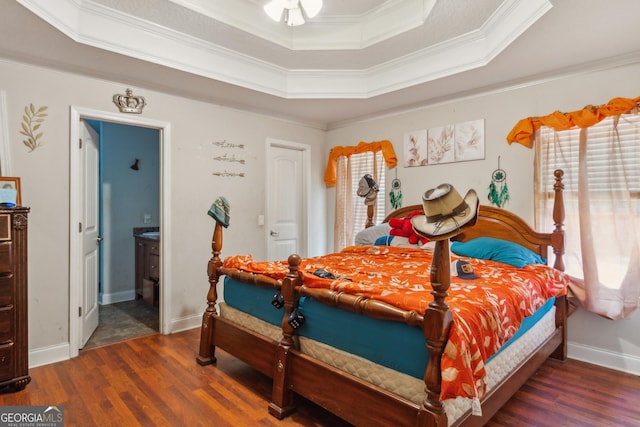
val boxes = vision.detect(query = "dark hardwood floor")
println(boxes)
[1,328,638,426]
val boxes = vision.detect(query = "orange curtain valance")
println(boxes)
[507,96,640,148]
[324,140,397,187]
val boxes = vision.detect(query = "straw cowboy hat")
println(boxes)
[411,184,479,240]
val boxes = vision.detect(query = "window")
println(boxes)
[350,152,386,232]
[326,140,396,252]
[534,108,640,319]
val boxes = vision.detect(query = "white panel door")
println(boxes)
[80,120,100,347]
[267,144,305,261]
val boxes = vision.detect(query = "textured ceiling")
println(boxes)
[3,0,640,128]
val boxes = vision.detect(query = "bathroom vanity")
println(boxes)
[134,227,160,307]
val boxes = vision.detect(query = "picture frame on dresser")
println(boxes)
[0,177,21,206]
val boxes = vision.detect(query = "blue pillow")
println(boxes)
[374,235,394,246]
[450,237,546,268]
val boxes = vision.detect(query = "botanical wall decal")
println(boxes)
[20,103,48,152]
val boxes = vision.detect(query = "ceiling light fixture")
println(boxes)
[264,0,323,27]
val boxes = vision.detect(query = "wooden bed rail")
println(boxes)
[299,287,424,326]
[218,267,282,289]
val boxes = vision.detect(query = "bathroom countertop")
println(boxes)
[133,227,160,240]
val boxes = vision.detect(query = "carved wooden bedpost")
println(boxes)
[417,239,453,427]
[269,254,301,419]
[196,221,223,365]
[551,169,566,272]
[366,202,375,228]
[551,169,569,361]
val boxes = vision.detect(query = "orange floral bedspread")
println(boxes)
[223,245,570,401]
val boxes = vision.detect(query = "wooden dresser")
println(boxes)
[0,207,30,391]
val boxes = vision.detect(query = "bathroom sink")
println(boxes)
[140,231,160,238]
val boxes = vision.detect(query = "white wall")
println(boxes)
[2,53,639,374]
[326,61,640,375]
[0,58,327,363]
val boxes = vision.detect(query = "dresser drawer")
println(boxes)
[0,306,14,343]
[0,342,15,381]
[0,242,13,274]
[0,214,10,242]
[0,276,12,307]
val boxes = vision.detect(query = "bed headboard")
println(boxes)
[386,204,551,254]
[382,170,566,271]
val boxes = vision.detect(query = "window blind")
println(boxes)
[540,114,640,198]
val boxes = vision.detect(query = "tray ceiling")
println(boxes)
[3,0,640,128]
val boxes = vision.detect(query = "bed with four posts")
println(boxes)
[197,169,569,427]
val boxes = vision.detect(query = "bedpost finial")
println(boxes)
[288,254,302,268]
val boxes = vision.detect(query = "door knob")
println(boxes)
[270,230,279,237]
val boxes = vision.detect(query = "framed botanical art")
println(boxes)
[403,129,428,167]
[427,124,455,164]
[454,119,485,162]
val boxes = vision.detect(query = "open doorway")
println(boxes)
[69,106,172,358]
[83,120,160,349]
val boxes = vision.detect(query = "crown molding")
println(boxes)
[283,0,553,98]
[16,0,552,99]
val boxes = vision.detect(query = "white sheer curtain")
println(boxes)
[534,111,640,319]
[333,154,353,252]
[333,151,381,252]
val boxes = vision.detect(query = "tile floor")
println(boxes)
[83,299,159,349]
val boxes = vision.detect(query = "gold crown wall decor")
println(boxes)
[113,88,146,114]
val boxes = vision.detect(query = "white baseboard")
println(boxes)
[29,334,638,377]
[169,313,201,333]
[99,290,136,305]
[29,315,201,368]
[29,343,70,368]
[568,341,640,376]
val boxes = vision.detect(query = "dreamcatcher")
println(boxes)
[389,169,403,209]
[488,156,510,208]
